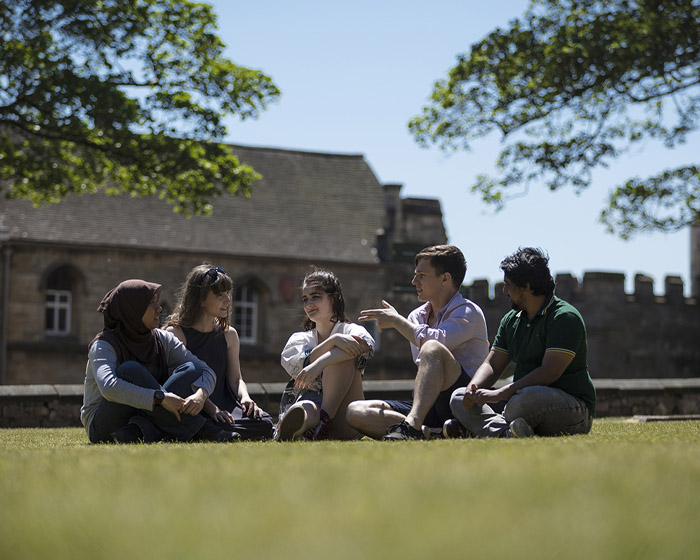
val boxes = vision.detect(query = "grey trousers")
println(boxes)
[450,385,592,438]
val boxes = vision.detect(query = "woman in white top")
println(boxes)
[277,268,374,441]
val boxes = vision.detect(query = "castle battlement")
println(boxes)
[462,271,700,380]
[465,271,695,307]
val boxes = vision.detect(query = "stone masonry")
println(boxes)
[2,378,699,429]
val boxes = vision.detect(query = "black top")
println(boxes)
[182,327,238,412]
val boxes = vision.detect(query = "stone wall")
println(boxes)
[0,385,84,428]
[2,244,699,386]
[1,379,699,429]
[594,379,700,417]
[2,242,395,385]
[465,271,700,380]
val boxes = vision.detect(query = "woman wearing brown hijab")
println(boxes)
[80,279,239,443]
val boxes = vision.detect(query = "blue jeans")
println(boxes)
[449,385,592,438]
[88,361,207,443]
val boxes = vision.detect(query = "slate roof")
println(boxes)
[0,144,386,264]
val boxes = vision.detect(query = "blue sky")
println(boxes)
[206,0,697,296]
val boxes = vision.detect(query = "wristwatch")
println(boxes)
[153,389,165,406]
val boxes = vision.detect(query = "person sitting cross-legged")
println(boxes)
[346,245,489,441]
[449,247,596,439]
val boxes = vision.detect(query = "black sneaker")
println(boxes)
[508,417,534,438]
[383,420,424,441]
[193,419,241,443]
[111,423,143,444]
[303,408,331,441]
[442,419,468,439]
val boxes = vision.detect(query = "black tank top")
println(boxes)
[182,327,238,411]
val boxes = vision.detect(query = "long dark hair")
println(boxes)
[302,268,348,331]
[166,264,233,333]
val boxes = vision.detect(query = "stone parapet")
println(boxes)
[593,378,700,417]
[463,272,700,380]
[2,379,700,429]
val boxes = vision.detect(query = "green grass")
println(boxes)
[1,420,699,560]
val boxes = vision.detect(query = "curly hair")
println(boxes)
[165,263,233,334]
[301,268,348,331]
[500,247,555,297]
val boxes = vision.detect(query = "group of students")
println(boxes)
[80,244,596,444]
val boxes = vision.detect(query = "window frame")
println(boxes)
[234,283,259,345]
[45,288,72,336]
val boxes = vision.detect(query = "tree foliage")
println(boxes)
[409,0,700,238]
[0,0,280,215]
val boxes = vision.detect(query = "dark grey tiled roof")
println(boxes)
[0,144,385,263]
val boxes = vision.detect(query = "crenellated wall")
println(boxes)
[463,271,700,379]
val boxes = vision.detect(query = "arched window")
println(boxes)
[45,266,75,336]
[234,283,259,345]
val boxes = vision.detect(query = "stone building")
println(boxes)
[1,143,698,386]
[0,144,447,385]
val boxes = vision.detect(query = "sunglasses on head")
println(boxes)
[199,266,226,285]
[207,266,226,278]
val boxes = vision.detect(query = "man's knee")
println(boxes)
[418,339,450,362]
[417,340,461,391]
[505,386,542,418]
[449,386,466,415]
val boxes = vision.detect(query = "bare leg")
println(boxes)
[297,401,320,434]
[320,360,358,419]
[276,399,320,441]
[404,340,462,430]
[329,368,364,440]
[346,400,406,440]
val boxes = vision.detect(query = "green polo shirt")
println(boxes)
[492,295,596,416]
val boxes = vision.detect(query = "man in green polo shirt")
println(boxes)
[448,247,596,438]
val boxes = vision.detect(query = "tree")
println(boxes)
[409,0,700,238]
[0,0,280,215]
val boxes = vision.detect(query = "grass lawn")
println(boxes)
[1,419,699,560]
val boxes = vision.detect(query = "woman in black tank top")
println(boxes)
[165,264,273,440]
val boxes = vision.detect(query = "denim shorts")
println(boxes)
[384,367,471,428]
[278,377,323,420]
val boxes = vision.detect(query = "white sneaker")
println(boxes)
[508,417,534,438]
[274,402,307,441]
[422,425,444,440]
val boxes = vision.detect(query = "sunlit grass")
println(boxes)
[1,420,699,560]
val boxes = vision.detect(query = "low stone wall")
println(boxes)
[1,379,699,429]
[593,378,700,417]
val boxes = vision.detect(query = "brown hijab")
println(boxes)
[91,279,167,382]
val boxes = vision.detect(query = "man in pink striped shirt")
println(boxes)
[347,245,489,440]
